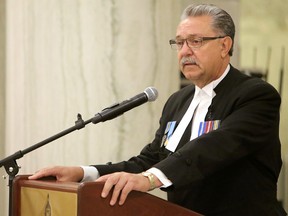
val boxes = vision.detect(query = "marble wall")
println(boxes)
[1,0,184,214]
[4,0,180,167]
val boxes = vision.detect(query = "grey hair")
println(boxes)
[181,4,235,56]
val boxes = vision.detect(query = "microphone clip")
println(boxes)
[75,113,85,129]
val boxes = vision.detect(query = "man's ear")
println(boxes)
[221,36,233,57]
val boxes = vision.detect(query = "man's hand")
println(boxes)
[96,172,162,206]
[28,166,84,182]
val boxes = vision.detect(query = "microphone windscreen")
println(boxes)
[144,87,158,102]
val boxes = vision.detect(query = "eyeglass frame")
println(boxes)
[169,36,226,50]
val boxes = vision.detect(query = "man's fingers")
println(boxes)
[97,172,132,205]
[28,166,84,182]
[99,174,120,199]
[96,172,150,206]
[28,167,55,179]
[118,181,133,205]
[110,175,130,205]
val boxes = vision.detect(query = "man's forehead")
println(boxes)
[176,16,213,37]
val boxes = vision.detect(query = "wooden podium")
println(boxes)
[12,175,202,216]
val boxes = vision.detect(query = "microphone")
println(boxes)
[92,87,158,124]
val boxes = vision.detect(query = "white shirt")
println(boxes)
[190,65,229,140]
[81,65,230,187]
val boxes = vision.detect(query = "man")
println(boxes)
[29,4,286,216]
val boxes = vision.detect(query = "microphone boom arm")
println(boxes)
[0,86,157,216]
[0,112,90,216]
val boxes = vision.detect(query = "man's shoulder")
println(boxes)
[219,65,277,93]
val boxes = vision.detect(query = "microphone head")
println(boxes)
[144,87,158,102]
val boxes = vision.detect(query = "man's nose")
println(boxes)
[180,40,193,54]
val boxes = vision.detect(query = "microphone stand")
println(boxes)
[0,112,104,216]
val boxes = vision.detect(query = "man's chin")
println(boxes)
[182,67,200,76]
[182,70,203,82]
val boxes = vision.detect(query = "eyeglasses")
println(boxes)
[169,36,225,50]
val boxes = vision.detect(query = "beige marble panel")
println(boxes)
[3,1,183,211]
[5,0,176,171]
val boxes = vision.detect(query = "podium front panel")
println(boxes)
[20,186,77,215]
[13,175,79,216]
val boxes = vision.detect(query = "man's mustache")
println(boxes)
[180,56,197,65]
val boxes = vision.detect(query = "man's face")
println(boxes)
[176,15,228,87]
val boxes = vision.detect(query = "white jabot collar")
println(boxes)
[194,64,230,99]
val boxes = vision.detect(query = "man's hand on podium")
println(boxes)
[28,167,163,206]
[95,171,163,206]
[28,166,84,182]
